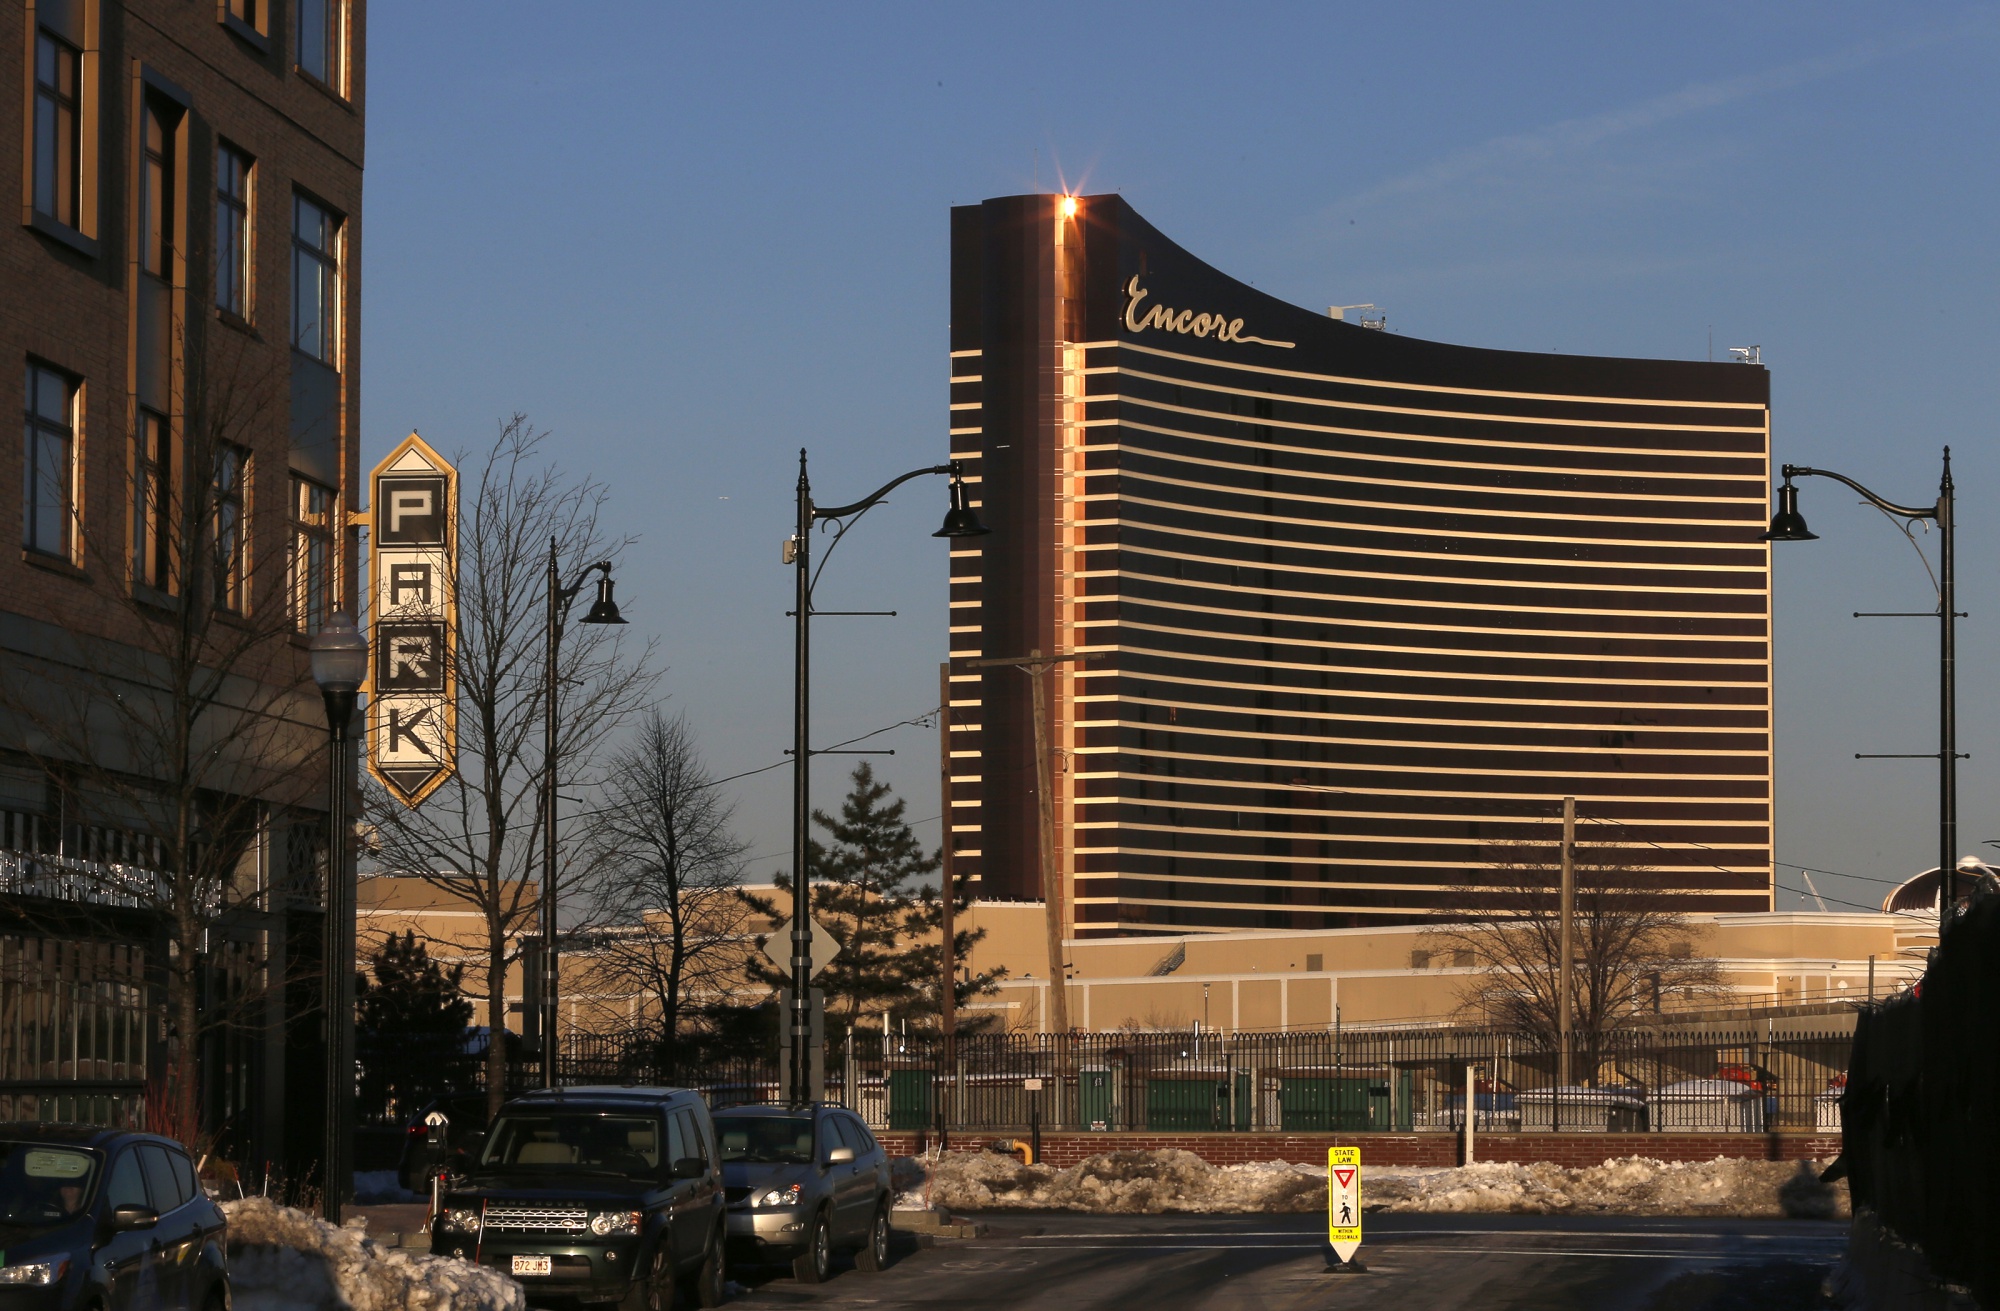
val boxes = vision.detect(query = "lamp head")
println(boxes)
[580,568,627,625]
[308,612,368,693]
[1761,480,1818,542]
[933,463,991,539]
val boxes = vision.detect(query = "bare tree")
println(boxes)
[1422,831,1726,1083]
[0,330,311,1141]
[580,710,750,1071]
[362,416,658,1117]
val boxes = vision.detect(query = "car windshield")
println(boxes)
[713,1115,814,1165]
[0,1143,97,1224]
[479,1113,661,1179]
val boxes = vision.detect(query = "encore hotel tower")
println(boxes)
[945,194,1774,937]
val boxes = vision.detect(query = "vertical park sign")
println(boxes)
[367,433,458,807]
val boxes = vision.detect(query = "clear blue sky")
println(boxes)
[360,4,2000,917]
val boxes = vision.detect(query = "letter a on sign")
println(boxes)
[367,433,458,808]
[1328,1146,1361,1264]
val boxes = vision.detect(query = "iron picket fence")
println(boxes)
[550,1022,1851,1138]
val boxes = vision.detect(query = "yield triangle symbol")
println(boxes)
[1334,1168,1356,1189]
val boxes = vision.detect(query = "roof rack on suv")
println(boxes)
[510,1085,694,1101]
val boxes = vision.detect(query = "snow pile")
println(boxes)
[223,1198,526,1311]
[908,1149,1845,1219]
[917,1149,1322,1215]
[1368,1156,1845,1218]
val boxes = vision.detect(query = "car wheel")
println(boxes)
[621,1242,675,1311]
[790,1209,832,1284]
[855,1201,891,1273]
[682,1226,726,1307]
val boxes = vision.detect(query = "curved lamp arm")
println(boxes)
[812,463,956,521]
[555,559,612,621]
[808,462,961,594]
[1781,464,1937,521]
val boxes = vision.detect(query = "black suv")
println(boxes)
[0,1124,228,1311]
[430,1086,725,1308]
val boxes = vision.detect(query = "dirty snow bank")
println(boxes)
[1367,1157,1846,1218]
[906,1149,1845,1219]
[223,1198,526,1311]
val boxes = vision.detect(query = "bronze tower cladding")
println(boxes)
[947,194,1773,936]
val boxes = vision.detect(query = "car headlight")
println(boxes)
[755,1185,802,1209]
[589,1211,641,1237]
[440,1208,482,1235]
[0,1258,68,1285]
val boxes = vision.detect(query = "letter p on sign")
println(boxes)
[1328,1146,1361,1264]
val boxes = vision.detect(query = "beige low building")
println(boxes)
[360,874,1933,1040]
[955,899,1930,1034]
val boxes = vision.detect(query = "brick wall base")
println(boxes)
[877,1130,1842,1170]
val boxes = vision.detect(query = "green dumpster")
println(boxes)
[888,1068,932,1131]
[1146,1076,1227,1130]
[1080,1068,1115,1130]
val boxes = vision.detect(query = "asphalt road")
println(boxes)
[728,1212,1846,1310]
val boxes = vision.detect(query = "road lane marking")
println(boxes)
[979,1243,1839,1261]
[987,1228,1842,1241]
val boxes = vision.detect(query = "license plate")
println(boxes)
[511,1256,553,1277]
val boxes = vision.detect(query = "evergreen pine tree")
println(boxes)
[357,931,475,1122]
[746,763,1005,1033]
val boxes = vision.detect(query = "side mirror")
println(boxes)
[672,1157,706,1180]
[826,1146,855,1166]
[109,1204,159,1232]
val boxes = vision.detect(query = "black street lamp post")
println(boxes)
[308,611,367,1222]
[1764,449,1960,928]
[541,542,627,1088]
[787,452,986,1106]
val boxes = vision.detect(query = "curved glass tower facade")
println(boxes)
[947,194,1773,936]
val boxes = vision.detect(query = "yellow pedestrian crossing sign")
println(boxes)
[1328,1146,1361,1263]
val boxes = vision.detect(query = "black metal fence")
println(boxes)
[539,1023,1850,1138]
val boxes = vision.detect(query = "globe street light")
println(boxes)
[1764,449,1960,929]
[786,453,986,1106]
[308,611,366,1222]
[542,544,627,1088]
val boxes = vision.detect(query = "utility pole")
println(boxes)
[968,649,1084,1035]
[936,662,958,1139]
[1557,796,1576,1090]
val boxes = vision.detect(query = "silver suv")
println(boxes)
[714,1105,892,1283]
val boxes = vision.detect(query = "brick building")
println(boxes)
[0,0,365,1174]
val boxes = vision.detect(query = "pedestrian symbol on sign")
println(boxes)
[1327,1147,1364,1272]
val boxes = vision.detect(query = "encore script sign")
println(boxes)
[366,433,458,808]
[1123,276,1295,349]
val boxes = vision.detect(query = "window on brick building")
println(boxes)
[32,30,82,228]
[216,143,253,319]
[23,363,79,560]
[226,0,266,36]
[140,96,179,279]
[134,408,172,592]
[211,443,248,612]
[289,475,336,632]
[296,0,347,94]
[291,194,340,365]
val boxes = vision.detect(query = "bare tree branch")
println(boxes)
[1422,824,1727,1085]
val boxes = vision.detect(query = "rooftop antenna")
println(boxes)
[1728,345,1762,365]
[1330,304,1387,331]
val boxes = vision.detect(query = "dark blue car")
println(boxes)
[0,1124,228,1311]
